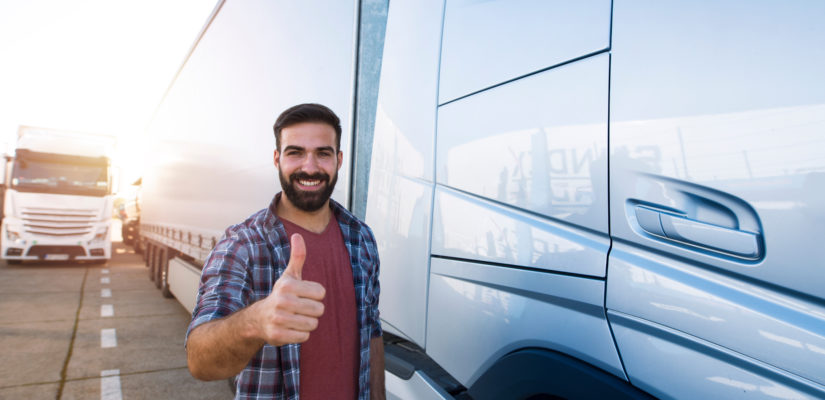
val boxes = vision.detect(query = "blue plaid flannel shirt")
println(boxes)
[186,193,382,399]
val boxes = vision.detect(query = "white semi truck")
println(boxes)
[138,1,825,399]
[2,126,115,264]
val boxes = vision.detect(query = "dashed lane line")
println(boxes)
[100,369,122,400]
[101,304,114,318]
[101,329,117,348]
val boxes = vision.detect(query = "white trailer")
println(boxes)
[2,126,115,263]
[138,0,377,308]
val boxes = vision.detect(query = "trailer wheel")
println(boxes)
[144,242,151,266]
[122,221,137,246]
[134,236,144,255]
[6,260,21,265]
[147,244,156,281]
[154,247,165,289]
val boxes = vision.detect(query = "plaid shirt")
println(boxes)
[187,193,382,399]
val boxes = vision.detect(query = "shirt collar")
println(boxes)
[265,192,356,234]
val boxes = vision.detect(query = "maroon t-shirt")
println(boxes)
[281,217,359,400]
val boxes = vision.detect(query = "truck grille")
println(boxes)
[21,207,98,237]
[27,245,86,258]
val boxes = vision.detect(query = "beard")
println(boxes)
[278,168,338,212]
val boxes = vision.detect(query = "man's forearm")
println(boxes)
[370,336,386,400]
[187,306,265,381]
[187,244,326,381]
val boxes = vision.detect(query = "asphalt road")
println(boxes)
[0,241,233,400]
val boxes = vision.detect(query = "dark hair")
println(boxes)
[273,103,342,151]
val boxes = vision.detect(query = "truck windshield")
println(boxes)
[11,150,110,197]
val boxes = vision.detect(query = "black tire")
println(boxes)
[154,247,164,289]
[6,259,21,265]
[147,244,156,281]
[145,243,152,267]
[135,237,144,255]
[122,220,138,246]
[121,227,132,246]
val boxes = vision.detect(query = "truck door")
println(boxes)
[606,1,825,398]
[370,1,641,397]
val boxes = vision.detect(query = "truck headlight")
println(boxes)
[7,229,20,241]
[94,227,109,241]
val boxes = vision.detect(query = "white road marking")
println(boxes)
[101,288,112,298]
[100,369,123,400]
[102,269,109,274]
[101,329,117,348]
[101,277,110,284]
[101,304,114,317]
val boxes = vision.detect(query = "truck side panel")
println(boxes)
[434,54,610,277]
[437,0,611,104]
[369,0,625,395]
[426,257,624,386]
[366,0,445,348]
[608,0,825,397]
[373,0,825,398]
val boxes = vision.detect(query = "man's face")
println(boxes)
[275,122,342,212]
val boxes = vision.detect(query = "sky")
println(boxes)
[0,0,218,193]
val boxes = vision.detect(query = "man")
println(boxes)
[186,103,384,400]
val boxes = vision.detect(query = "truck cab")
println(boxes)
[2,126,115,263]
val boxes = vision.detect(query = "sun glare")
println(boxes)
[0,0,217,198]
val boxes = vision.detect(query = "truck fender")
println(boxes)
[467,348,654,400]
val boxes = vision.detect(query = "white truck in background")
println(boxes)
[2,126,115,264]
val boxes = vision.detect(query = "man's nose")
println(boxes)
[300,154,321,173]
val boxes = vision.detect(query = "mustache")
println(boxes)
[289,171,330,183]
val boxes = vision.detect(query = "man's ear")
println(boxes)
[274,149,280,169]
[337,151,343,170]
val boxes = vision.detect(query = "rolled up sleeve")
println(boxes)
[185,229,252,344]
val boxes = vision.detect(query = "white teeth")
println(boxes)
[298,180,320,186]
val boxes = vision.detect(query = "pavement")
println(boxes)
[0,241,233,399]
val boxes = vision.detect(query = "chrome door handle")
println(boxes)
[635,206,760,259]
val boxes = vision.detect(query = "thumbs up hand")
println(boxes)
[252,233,326,347]
[283,233,307,280]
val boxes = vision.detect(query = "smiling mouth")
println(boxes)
[280,170,337,211]
[298,179,321,187]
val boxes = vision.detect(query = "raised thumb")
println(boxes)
[284,233,306,280]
